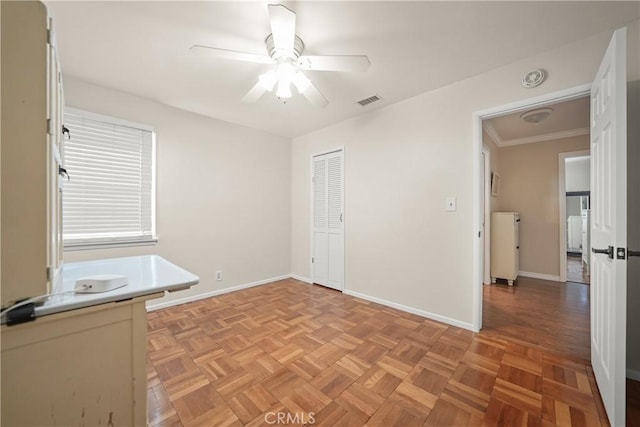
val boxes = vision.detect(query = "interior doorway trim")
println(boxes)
[558,150,590,283]
[483,146,491,286]
[472,83,591,332]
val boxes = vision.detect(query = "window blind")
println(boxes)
[63,109,155,246]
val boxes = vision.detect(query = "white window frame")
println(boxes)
[63,107,157,251]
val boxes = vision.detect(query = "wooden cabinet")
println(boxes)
[1,1,64,306]
[0,253,199,426]
[1,296,156,426]
[491,212,520,286]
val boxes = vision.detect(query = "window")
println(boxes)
[63,108,156,249]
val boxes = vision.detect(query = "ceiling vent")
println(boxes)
[522,69,546,88]
[357,95,382,107]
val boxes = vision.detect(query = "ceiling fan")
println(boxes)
[190,4,370,107]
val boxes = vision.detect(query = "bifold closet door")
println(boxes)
[312,150,344,290]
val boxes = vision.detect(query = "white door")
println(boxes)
[590,27,627,426]
[312,150,344,290]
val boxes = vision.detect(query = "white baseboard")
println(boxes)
[519,271,562,282]
[342,289,474,332]
[628,368,640,381]
[289,274,311,283]
[147,274,471,333]
[146,274,291,311]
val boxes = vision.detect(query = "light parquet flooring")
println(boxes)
[147,279,614,426]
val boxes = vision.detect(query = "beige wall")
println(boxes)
[495,136,590,277]
[62,77,291,309]
[291,22,639,327]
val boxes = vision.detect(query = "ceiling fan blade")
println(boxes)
[302,81,329,108]
[242,81,268,103]
[190,45,274,64]
[298,55,370,72]
[268,4,296,53]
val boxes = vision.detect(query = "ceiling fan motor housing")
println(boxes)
[266,33,305,60]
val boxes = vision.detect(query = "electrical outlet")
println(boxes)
[215,271,223,281]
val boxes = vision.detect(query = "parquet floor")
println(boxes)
[147,279,614,426]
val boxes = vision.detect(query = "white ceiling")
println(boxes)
[484,96,590,147]
[46,1,639,138]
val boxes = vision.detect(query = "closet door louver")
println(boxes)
[328,155,342,230]
[312,150,343,290]
[313,157,329,286]
[314,158,327,229]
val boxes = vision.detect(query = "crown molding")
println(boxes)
[482,121,502,146]
[499,127,590,147]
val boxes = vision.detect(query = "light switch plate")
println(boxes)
[446,197,457,212]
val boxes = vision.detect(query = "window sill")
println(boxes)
[64,238,158,252]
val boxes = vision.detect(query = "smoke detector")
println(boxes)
[522,69,546,88]
[520,108,553,124]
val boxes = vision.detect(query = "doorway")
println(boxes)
[478,93,592,362]
[560,153,591,285]
[472,85,592,334]
[474,28,631,425]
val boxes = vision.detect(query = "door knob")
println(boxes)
[59,166,70,181]
[629,249,640,257]
[592,246,614,259]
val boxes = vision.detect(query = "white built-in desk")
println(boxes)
[1,255,199,426]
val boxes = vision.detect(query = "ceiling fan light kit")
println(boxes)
[520,107,553,124]
[259,70,278,91]
[292,72,311,93]
[260,60,311,99]
[191,4,370,107]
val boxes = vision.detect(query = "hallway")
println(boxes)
[482,277,590,361]
[567,254,590,284]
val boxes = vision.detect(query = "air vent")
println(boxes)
[357,95,382,107]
